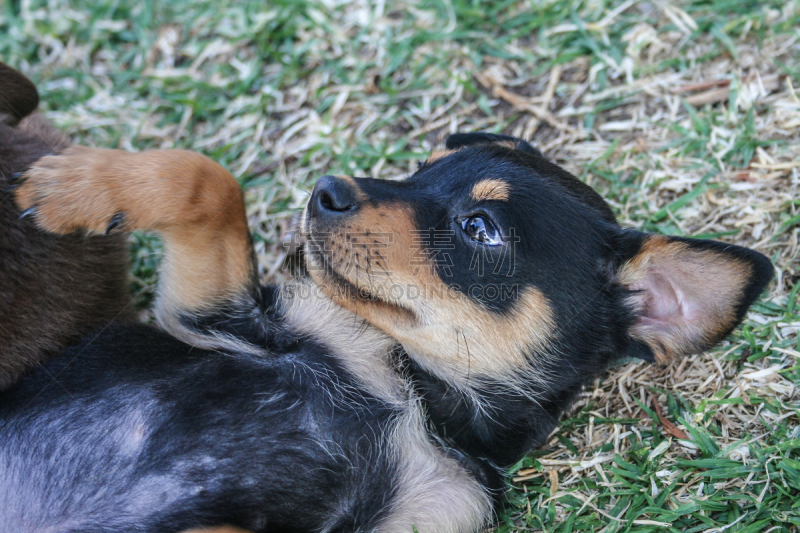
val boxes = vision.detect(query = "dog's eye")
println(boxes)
[461,215,502,245]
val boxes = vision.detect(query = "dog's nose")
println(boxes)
[310,175,358,217]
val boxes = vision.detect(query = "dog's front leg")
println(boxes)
[14,146,262,349]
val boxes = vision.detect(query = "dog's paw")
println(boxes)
[13,146,125,235]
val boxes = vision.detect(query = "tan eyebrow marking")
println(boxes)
[470,179,510,202]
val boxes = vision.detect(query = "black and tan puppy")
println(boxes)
[0,64,772,532]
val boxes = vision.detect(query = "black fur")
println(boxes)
[1,320,401,532]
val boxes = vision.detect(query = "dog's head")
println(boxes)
[302,133,772,390]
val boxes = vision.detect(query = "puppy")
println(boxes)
[0,67,772,532]
[0,62,130,389]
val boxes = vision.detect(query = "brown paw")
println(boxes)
[13,146,124,235]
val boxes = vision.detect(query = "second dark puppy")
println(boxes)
[0,68,773,532]
[0,62,130,389]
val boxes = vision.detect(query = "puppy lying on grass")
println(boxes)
[0,62,772,532]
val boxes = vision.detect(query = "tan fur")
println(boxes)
[281,280,405,405]
[379,407,492,533]
[307,200,555,386]
[470,179,510,202]
[618,235,750,363]
[395,287,555,386]
[15,147,256,347]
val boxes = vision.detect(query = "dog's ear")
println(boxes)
[0,62,39,126]
[444,132,543,157]
[616,232,773,364]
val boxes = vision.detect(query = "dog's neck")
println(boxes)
[401,350,571,466]
[266,280,584,493]
[278,280,407,405]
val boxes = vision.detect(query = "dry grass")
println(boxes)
[2,0,799,530]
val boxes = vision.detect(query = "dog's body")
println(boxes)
[1,323,489,532]
[0,63,773,532]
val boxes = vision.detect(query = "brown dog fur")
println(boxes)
[0,61,39,127]
[14,146,259,351]
[0,70,131,388]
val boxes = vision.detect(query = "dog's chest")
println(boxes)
[377,407,493,533]
[281,288,493,531]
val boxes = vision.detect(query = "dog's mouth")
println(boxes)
[304,227,418,326]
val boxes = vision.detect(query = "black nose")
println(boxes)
[310,175,358,217]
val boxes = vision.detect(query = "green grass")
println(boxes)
[2,0,799,531]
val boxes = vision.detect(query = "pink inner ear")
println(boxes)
[630,270,701,327]
[619,236,752,362]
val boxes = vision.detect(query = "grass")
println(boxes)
[2,0,799,531]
